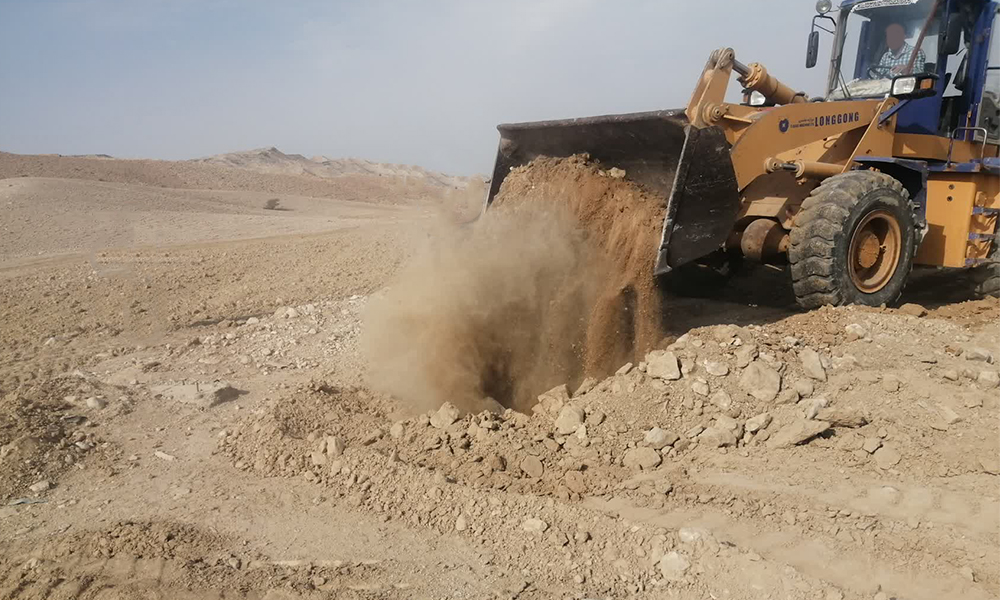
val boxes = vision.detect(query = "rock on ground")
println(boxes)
[767,420,831,449]
[522,518,548,534]
[899,303,927,317]
[874,445,902,469]
[29,480,51,493]
[554,405,585,435]
[965,347,994,363]
[740,361,782,402]
[703,360,729,377]
[711,390,732,410]
[430,402,460,429]
[700,427,738,448]
[644,427,679,450]
[623,447,661,470]
[745,413,772,434]
[573,377,597,397]
[819,407,868,428]
[520,456,544,478]
[646,351,681,381]
[862,437,882,454]
[794,379,815,397]
[658,551,691,580]
[978,370,1000,388]
[845,323,868,341]
[800,348,827,382]
[536,384,570,414]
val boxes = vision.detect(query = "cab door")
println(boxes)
[975,4,999,142]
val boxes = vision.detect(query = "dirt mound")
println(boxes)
[216,381,689,597]
[217,298,1000,599]
[0,520,348,600]
[362,155,667,412]
[0,379,110,501]
[65,521,229,561]
[221,380,635,502]
[221,382,389,477]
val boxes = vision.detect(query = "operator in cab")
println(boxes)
[877,22,926,75]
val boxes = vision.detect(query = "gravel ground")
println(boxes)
[0,154,997,600]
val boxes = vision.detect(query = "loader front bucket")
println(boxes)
[485,110,739,275]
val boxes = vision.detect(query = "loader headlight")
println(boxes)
[891,77,917,96]
[748,91,767,107]
[815,0,832,14]
[890,73,938,100]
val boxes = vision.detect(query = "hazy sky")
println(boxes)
[1,0,829,174]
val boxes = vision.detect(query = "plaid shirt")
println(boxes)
[879,42,927,74]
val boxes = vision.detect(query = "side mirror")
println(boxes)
[806,30,820,68]
[954,54,968,90]
[891,73,939,100]
[940,12,963,55]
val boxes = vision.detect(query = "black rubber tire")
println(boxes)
[971,236,1000,299]
[788,170,917,309]
[662,250,742,297]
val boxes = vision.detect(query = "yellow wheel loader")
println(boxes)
[486,0,1000,308]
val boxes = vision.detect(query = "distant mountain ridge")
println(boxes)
[192,147,473,189]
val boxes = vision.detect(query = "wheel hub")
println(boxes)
[856,232,882,269]
[848,210,902,294]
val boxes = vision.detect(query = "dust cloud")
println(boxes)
[362,155,668,413]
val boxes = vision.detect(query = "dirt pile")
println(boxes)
[0,379,114,501]
[217,382,689,597]
[362,155,667,412]
[0,520,355,599]
[218,304,1000,598]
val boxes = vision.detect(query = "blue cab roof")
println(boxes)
[838,0,993,8]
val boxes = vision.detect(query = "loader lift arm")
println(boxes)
[685,47,809,131]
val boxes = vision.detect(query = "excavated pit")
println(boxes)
[362,155,668,412]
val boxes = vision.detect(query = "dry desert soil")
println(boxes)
[0,150,997,600]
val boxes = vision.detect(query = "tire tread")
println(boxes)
[788,170,914,310]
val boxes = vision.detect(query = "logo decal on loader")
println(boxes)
[812,112,862,127]
[781,112,863,133]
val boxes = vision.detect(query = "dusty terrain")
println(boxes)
[0,151,997,600]
[193,147,473,190]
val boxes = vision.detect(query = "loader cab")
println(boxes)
[822,0,998,142]
[827,0,941,101]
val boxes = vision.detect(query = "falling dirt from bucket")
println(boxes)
[362,155,667,413]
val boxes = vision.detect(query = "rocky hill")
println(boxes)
[0,150,469,206]
[192,147,474,189]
